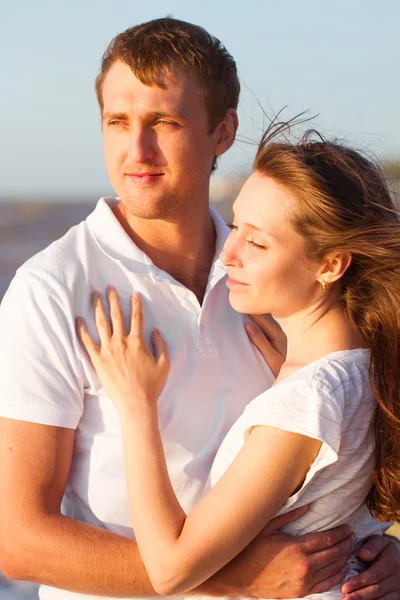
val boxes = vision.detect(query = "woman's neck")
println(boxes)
[275,298,366,377]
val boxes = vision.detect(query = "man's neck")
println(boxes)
[113,203,217,303]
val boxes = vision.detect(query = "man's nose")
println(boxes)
[128,126,155,163]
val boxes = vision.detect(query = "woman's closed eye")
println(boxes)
[247,239,267,251]
[228,224,267,251]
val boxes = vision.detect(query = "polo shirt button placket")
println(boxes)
[196,305,216,356]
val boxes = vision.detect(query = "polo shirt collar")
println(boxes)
[87,198,229,284]
[207,205,230,286]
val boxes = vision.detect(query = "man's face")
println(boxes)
[101,60,219,220]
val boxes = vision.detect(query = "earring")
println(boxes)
[320,280,327,291]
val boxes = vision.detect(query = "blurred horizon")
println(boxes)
[2,0,400,202]
[1,178,399,303]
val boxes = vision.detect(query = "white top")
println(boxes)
[0,198,274,600]
[207,349,387,542]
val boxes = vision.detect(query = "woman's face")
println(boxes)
[220,172,322,319]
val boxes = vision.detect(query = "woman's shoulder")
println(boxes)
[277,348,370,393]
[241,349,372,453]
[302,346,368,381]
[247,348,371,417]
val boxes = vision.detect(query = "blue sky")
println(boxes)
[1,0,399,200]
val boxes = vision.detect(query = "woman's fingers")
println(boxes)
[246,322,284,377]
[92,291,111,343]
[151,329,171,396]
[152,329,170,365]
[246,322,269,355]
[107,286,126,337]
[78,290,169,405]
[250,313,287,356]
[130,292,144,339]
[76,317,99,360]
[250,313,281,338]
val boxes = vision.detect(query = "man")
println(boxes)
[0,17,398,600]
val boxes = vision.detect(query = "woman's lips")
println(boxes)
[226,277,250,288]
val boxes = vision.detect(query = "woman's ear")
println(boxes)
[318,251,352,285]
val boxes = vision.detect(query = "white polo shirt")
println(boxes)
[0,198,274,600]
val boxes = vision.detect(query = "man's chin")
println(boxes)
[119,197,177,221]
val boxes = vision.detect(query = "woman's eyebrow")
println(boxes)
[231,209,276,238]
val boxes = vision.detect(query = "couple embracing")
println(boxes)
[0,17,399,600]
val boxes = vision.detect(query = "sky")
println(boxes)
[1,0,400,200]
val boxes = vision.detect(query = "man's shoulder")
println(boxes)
[17,218,90,296]
[16,197,119,290]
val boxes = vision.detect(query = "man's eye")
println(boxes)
[155,120,176,126]
[109,120,123,126]
[228,224,238,231]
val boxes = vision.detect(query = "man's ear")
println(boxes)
[213,109,239,158]
[318,251,352,285]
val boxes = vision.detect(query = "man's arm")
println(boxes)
[205,526,400,600]
[201,512,354,598]
[0,418,157,596]
[3,416,395,600]
[0,417,354,598]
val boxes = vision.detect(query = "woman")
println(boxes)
[77,130,400,598]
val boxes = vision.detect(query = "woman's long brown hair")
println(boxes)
[254,127,400,521]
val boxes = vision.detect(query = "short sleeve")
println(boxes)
[0,269,84,428]
[242,374,345,472]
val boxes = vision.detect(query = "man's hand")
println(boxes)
[341,535,400,600]
[200,507,355,598]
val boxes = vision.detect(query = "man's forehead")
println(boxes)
[101,60,207,122]
[103,60,201,99]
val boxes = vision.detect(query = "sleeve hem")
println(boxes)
[244,410,340,454]
[0,403,81,429]
[244,417,339,499]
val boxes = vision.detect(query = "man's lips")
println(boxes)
[125,172,165,183]
[126,172,164,177]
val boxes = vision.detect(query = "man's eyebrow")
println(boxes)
[149,110,186,120]
[102,110,186,122]
[102,111,128,122]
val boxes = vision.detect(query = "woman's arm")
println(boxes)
[77,289,321,595]
[121,411,320,595]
